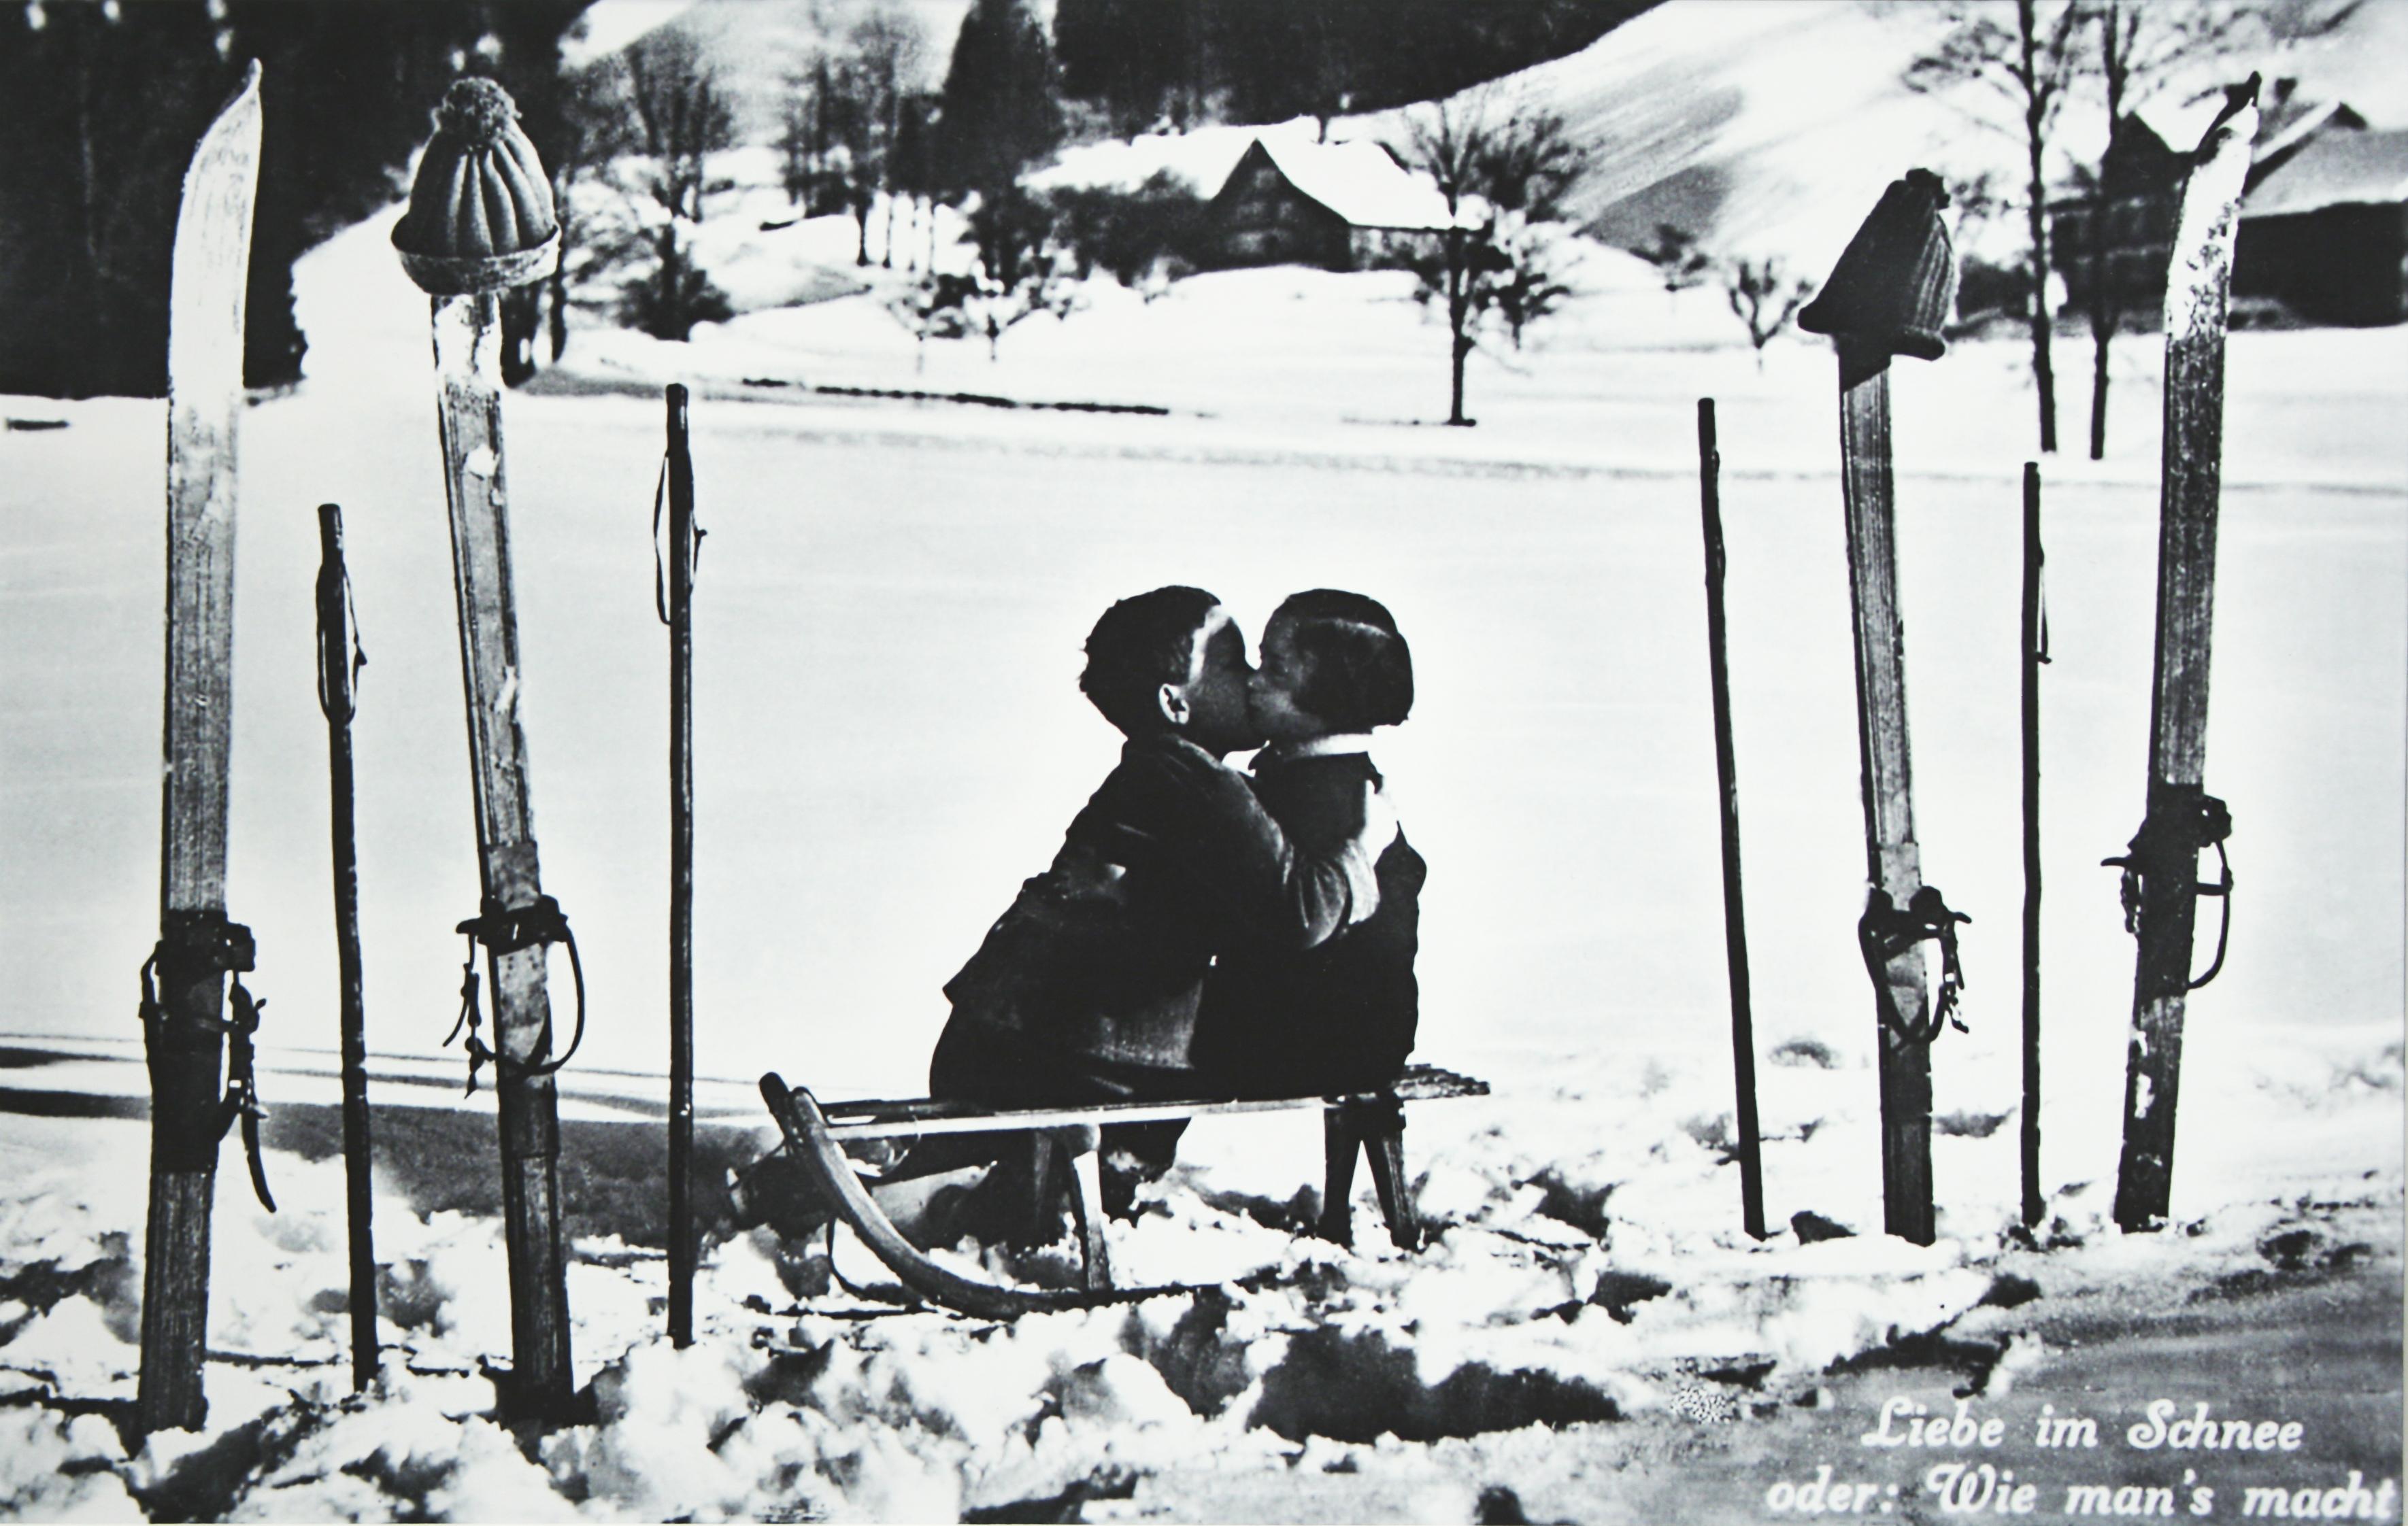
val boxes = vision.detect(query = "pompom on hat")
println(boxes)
[393,78,560,296]
[1798,168,1958,362]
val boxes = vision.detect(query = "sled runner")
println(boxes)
[756,1064,1490,1319]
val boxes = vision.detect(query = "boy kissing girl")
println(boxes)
[931,585,1421,1217]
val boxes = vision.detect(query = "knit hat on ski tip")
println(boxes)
[394,78,561,296]
[1798,167,1958,362]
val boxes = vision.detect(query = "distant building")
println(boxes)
[2047,82,2396,327]
[2235,125,2408,326]
[1204,138,1454,272]
[2048,112,2189,324]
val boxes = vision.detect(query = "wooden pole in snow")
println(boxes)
[2020,463,2045,1229]
[665,384,699,1346]
[315,503,378,1390]
[1697,399,1766,1240]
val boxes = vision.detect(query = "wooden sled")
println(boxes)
[756,1064,1490,1320]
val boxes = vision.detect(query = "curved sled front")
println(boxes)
[758,1074,1101,1319]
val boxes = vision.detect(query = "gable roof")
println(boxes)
[2254,97,2364,169]
[2243,127,2408,219]
[2130,84,2364,172]
[1237,138,1456,232]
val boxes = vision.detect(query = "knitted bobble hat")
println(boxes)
[1798,168,1958,362]
[394,77,560,294]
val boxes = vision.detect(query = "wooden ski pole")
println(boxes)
[664,384,699,1346]
[2020,463,2044,1230]
[1697,399,1766,1240]
[395,80,577,1416]
[138,62,264,1438]
[315,503,377,1390]
[1799,169,1964,1247]
[2111,80,2260,1234]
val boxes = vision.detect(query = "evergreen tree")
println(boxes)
[0,0,582,396]
[888,92,938,269]
[1054,0,1190,134]
[0,1,218,396]
[934,0,1060,202]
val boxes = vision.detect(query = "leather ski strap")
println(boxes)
[220,979,275,1211]
[138,910,275,1210]
[447,891,586,1095]
[1858,885,1973,1044]
[315,556,367,724]
[2103,791,2235,989]
[652,450,705,628]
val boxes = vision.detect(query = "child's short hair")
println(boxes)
[1273,589,1414,730]
[1080,586,1222,733]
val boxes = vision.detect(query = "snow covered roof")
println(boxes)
[1242,138,1455,232]
[2243,126,2408,218]
[2252,96,2364,169]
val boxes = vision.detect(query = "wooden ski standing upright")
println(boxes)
[139,61,265,1437]
[1839,338,1935,1246]
[1796,169,1964,1247]
[395,78,577,1415]
[2111,81,2260,1234]
[427,292,575,1411]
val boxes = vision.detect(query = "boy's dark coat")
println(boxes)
[933,731,1378,1106]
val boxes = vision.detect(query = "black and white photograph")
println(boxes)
[1,0,2401,1519]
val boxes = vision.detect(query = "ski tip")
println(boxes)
[185,58,263,188]
[216,58,263,122]
[2198,73,2262,154]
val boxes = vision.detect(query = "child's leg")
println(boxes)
[1098,1118,1187,1219]
[1319,1107,1362,1244]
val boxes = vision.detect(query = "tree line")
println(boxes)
[0,0,1656,399]
[0,0,587,397]
[1053,0,1653,137]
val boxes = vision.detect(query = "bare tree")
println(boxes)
[886,270,980,370]
[887,190,1079,363]
[544,62,634,364]
[1721,256,1815,369]
[1493,222,1579,350]
[959,188,1082,358]
[848,6,929,267]
[1390,97,1588,425]
[804,7,932,268]
[612,29,739,339]
[2069,0,2352,458]
[1633,222,1713,305]
[1906,0,2089,454]
[776,62,828,211]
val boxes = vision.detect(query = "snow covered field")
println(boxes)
[2,22,2403,1519]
